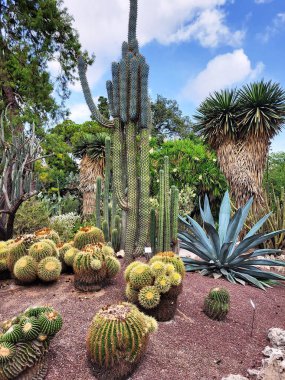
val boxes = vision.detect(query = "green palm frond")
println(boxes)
[73,132,109,160]
[238,80,285,138]
[179,191,285,290]
[194,89,239,147]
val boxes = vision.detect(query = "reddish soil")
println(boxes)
[0,266,285,380]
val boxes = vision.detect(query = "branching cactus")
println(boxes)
[125,256,184,321]
[78,0,151,261]
[0,306,62,379]
[203,287,230,321]
[86,302,157,380]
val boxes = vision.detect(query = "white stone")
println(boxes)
[268,328,285,348]
[222,376,248,380]
[116,250,125,258]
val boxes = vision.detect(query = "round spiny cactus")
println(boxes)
[35,228,60,244]
[165,263,175,275]
[87,302,157,379]
[90,259,102,271]
[154,275,171,293]
[58,243,73,261]
[102,245,114,257]
[73,226,105,250]
[128,263,153,289]
[138,286,160,309]
[149,252,186,278]
[105,256,121,278]
[124,261,141,281]
[169,272,182,287]
[24,306,53,318]
[150,260,166,277]
[37,257,62,282]
[204,287,230,321]
[0,324,23,343]
[0,342,15,364]
[20,317,41,341]
[64,247,79,267]
[13,256,37,283]
[40,239,59,257]
[125,283,139,303]
[0,247,9,271]
[38,310,63,336]
[28,241,54,262]
[6,239,28,272]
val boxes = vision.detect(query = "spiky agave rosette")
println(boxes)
[125,255,184,321]
[73,243,120,292]
[0,305,62,380]
[87,302,157,380]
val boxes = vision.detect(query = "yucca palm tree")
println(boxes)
[195,81,285,209]
[73,132,109,215]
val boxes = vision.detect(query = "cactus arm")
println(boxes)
[103,136,111,239]
[133,127,150,257]
[113,119,128,210]
[125,122,138,261]
[77,56,114,128]
[157,169,165,252]
[95,176,102,228]
[163,156,171,251]
[128,0,138,44]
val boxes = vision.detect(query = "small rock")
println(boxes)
[262,346,284,359]
[268,328,285,348]
[222,375,248,380]
[116,250,125,258]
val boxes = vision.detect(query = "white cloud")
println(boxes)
[63,0,244,89]
[68,97,99,123]
[255,0,273,4]
[182,49,264,104]
[258,13,285,42]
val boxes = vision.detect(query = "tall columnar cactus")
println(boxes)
[103,136,111,239]
[156,157,179,253]
[78,0,151,261]
[95,176,102,229]
[150,208,156,254]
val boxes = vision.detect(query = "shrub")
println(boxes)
[49,212,81,241]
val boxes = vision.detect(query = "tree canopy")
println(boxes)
[0,0,92,126]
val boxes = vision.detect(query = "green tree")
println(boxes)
[150,138,227,199]
[265,152,285,198]
[98,96,110,120]
[0,0,92,126]
[151,95,193,141]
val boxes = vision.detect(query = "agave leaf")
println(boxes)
[225,208,243,244]
[227,233,263,262]
[181,215,215,257]
[200,269,210,275]
[199,194,215,227]
[235,278,246,286]
[220,268,236,283]
[237,267,285,280]
[246,229,285,250]
[237,259,285,267]
[218,190,231,245]
[220,242,234,264]
[182,257,209,266]
[204,222,220,259]
[185,265,207,272]
[244,212,272,239]
[230,249,282,266]
[179,241,213,261]
[230,270,266,290]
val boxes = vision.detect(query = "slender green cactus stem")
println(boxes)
[163,156,171,251]
[171,186,179,243]
[103,137,111,240]
[150,208,156,254]
[95,176,102,228]
[157,169,165,252]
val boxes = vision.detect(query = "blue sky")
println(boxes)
[52,0,285,152]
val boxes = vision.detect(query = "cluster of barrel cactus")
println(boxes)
[87,302,157,380]
[0,305,62,379]
[13,239,62,284]
[124,252,184,321]
[73,244,121,291]
[203,287,230,321]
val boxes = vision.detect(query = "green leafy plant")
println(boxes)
[179,191,285,289]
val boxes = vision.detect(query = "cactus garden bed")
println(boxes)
[1,267,284,380]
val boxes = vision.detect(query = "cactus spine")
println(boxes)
[78,0,151,261]
[95,176,102,229]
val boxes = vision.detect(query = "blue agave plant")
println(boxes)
[179,191,285,289]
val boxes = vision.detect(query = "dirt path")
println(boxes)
[1,268,285,380]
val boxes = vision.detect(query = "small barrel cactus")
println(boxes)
[204,287,230,321]
[28,241,55,262]
[6,238,29,272]
[13,256,38,284]
[37,257,62,282]
[73,244,120,291]
[35,228,60,244]
[64,247,79,268]
[87,302,157,380]
[0,245,10,279]
[73,226,105,250]
[0,305,62,379]
[125,258,183,321]
[58,242,73,273]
